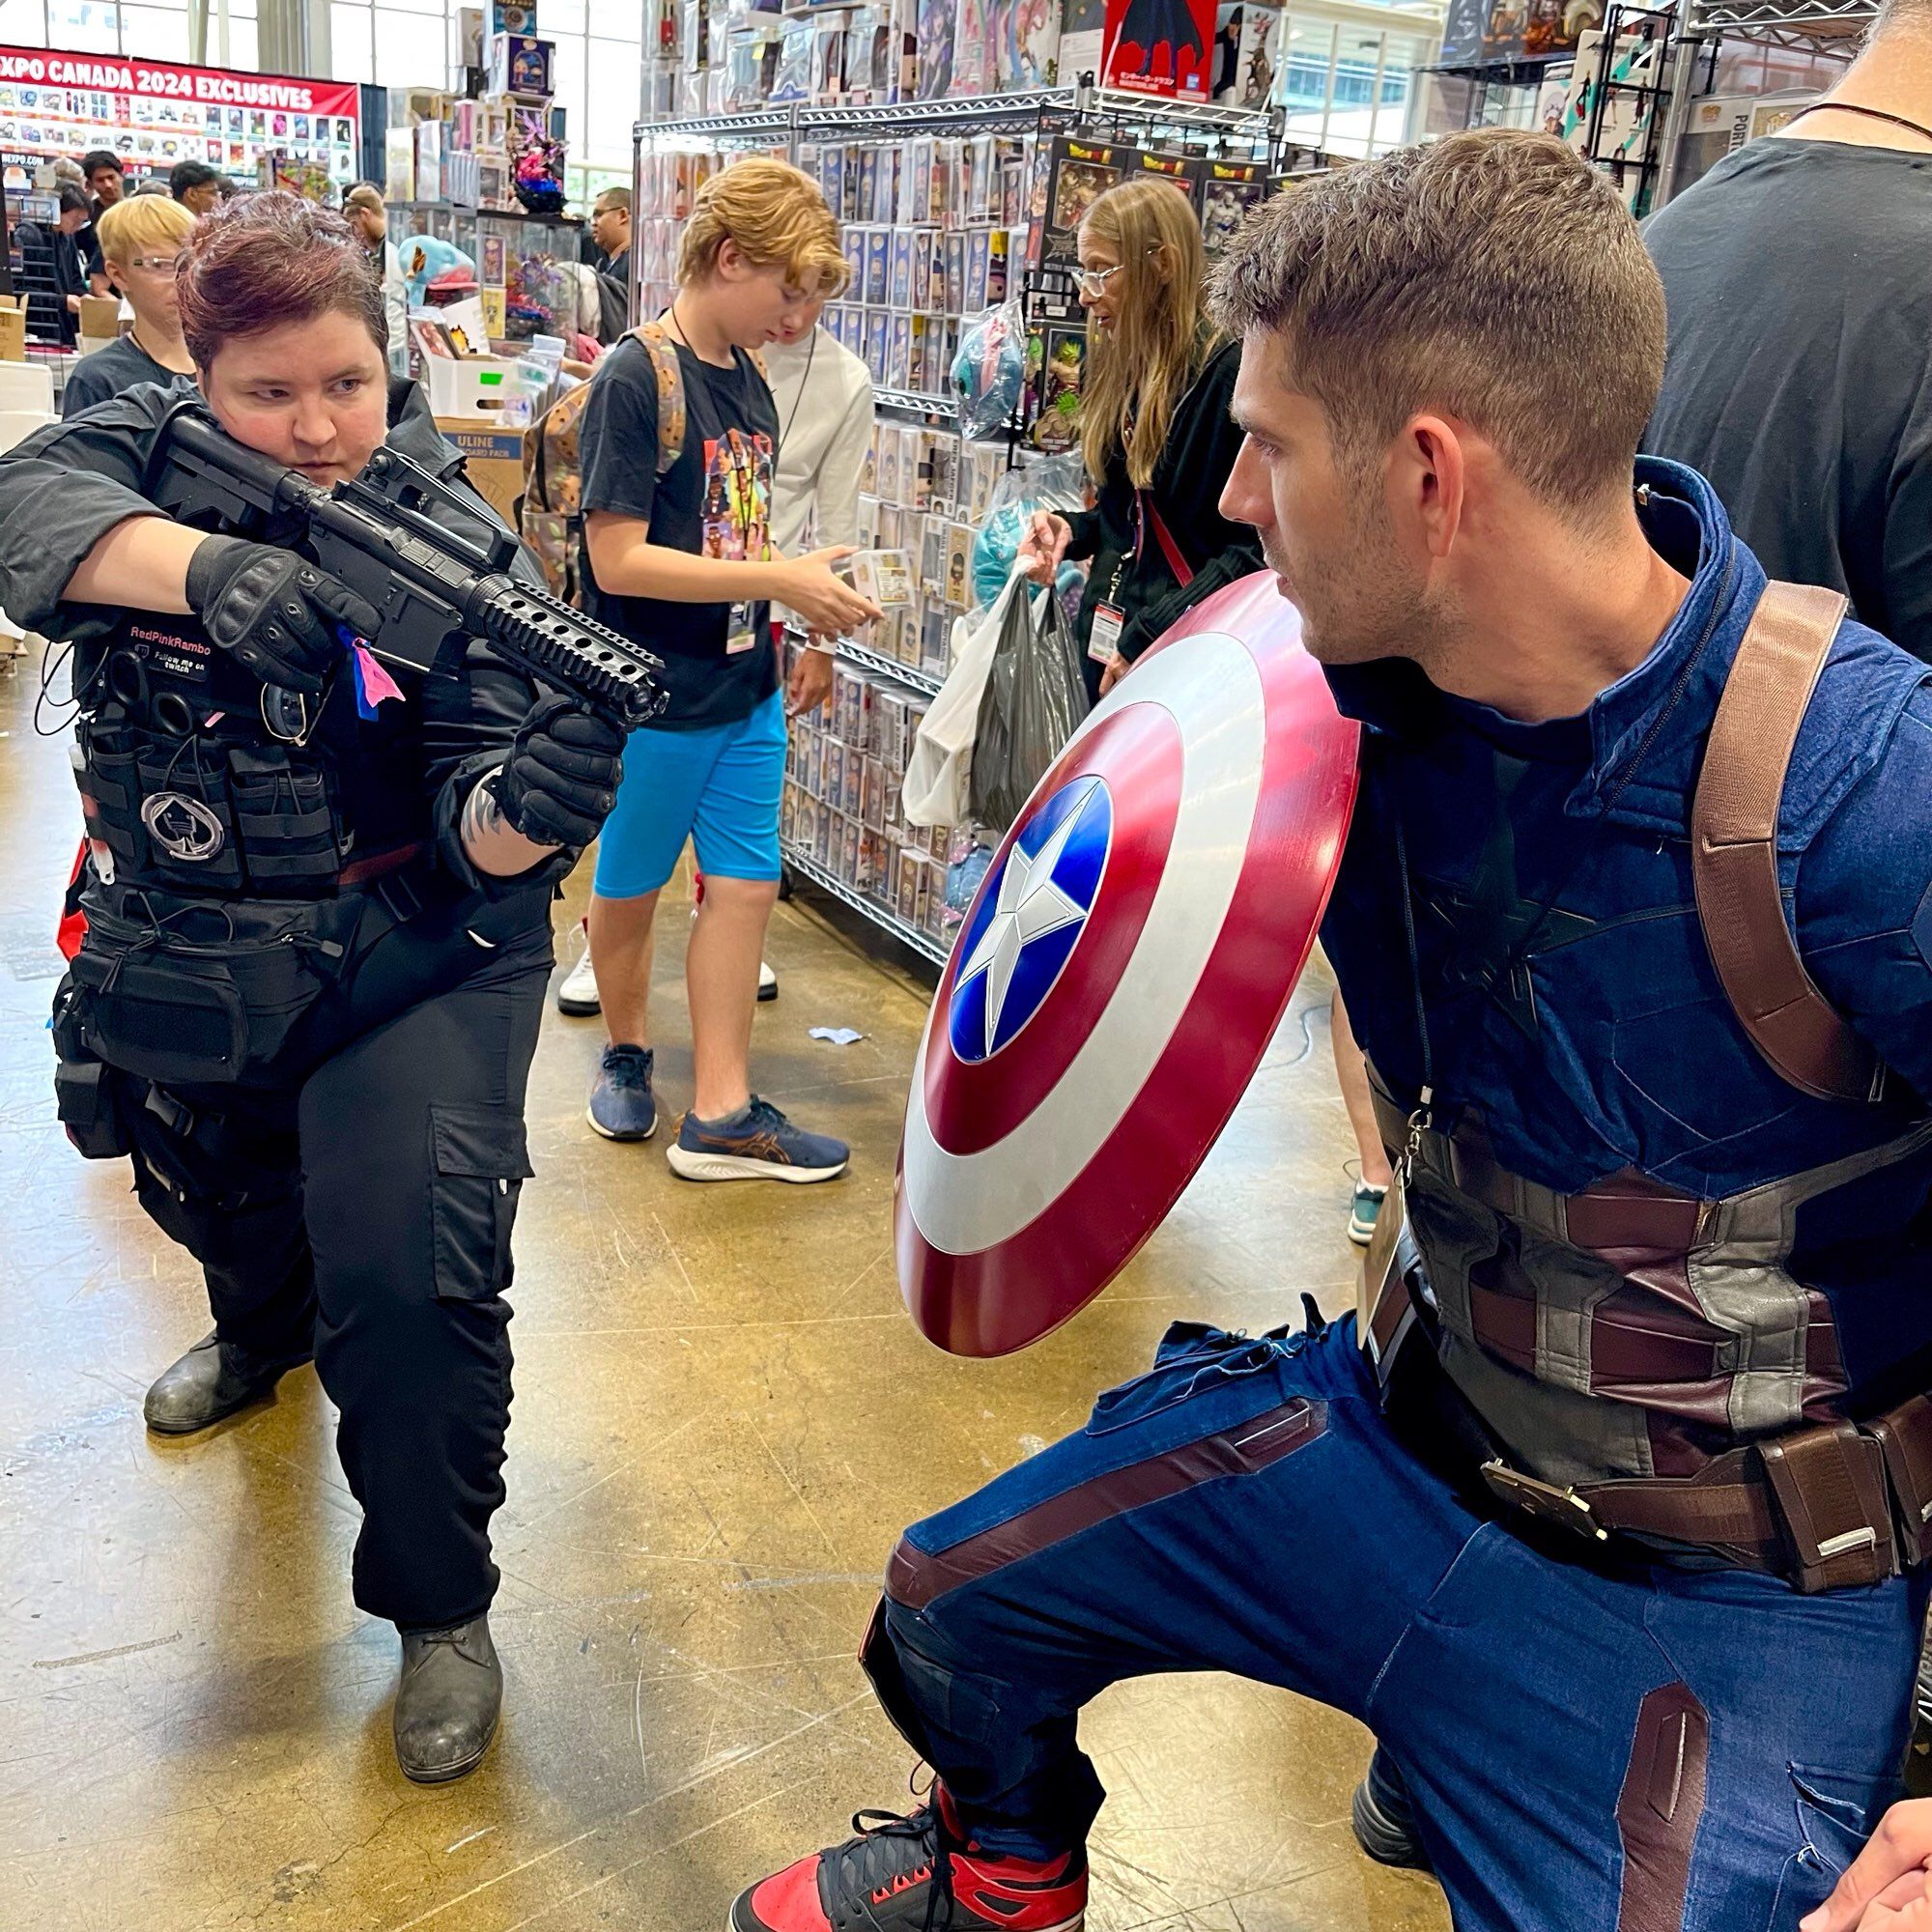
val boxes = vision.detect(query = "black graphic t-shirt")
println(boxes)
[576,333,781,731]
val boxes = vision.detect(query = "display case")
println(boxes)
[398,202,584,342]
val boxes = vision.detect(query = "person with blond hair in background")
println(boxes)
[60,193,197,418]
[1017,175,1261,702]
[572,156,879,1175]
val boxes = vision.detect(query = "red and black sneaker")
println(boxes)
[729,1783,1087,1932]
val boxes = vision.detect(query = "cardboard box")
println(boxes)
[0,296,25,362]
[489,33,554,97]
[77,295,124,358]
[437,419,526,526]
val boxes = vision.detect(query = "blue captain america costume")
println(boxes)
[732,465,1932,1932]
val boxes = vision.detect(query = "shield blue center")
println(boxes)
[949,775,1112,1064]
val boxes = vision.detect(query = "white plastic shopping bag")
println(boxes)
[900,564,1030,828]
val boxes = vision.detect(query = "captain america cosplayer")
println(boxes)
[729,131,1932,1932]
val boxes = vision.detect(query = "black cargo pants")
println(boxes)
[117,927,550,1631]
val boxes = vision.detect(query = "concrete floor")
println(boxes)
[0,656,1449,1932]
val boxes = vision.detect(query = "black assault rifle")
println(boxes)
[149,407,666,731]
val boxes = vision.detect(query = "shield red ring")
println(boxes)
[895,573,1361,1356]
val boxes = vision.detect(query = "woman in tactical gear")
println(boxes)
[0,194,626,1784]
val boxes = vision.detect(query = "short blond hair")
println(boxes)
[677,156,848,298]
[97,193,197,265]
[1209,130,1664,521]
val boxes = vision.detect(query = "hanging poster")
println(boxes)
[1101,0,1215,99]
[0,46,362,188]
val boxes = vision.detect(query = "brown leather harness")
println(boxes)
[1369,581,1932,1592]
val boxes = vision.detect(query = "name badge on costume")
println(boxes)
[1357,1170,1414,1386]
[726,602,757,655]
[1088,602,1125,666]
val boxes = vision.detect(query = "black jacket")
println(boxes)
[1064,336,1262,690]
[0,378,561,904]
[14,217,99,347]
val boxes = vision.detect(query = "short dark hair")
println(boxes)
[1208,129,1665,522]
[593,185,632,214]
[177,191,387,368]
[170,158,221,200]
[57,184,91,218]
[81,149,121,181]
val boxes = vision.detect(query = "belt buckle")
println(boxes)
[1481,1461,1609,1545]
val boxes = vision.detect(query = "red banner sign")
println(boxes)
[0,44,360,187]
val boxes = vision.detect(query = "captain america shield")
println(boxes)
[895,572,1362,1357]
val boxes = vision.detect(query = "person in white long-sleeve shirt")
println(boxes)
[344,184,409,379]
[764,312,875,558]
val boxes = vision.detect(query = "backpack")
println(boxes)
[517,321,768,608]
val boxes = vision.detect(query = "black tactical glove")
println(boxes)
[185,535,383,696]
[490,694,625,847]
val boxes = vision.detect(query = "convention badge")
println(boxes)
[726,601,757,655]
[1356,1166,1406,1343]
[1088,601,1124,666]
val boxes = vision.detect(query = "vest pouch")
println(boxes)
[71,899,343,1085]
[72,731,146,879]
[133,740,243,891]
[228,745,346,890]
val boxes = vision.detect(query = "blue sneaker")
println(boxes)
[1349,1180,1388,1248]
[667,1095,849,1184]
[587,1043,657,1142]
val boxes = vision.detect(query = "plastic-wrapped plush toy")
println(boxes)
[396,234,479,307]
[970,454,1090,620]
[951,299,1027,442]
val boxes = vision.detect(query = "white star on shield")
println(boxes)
[954,805,1091,1058]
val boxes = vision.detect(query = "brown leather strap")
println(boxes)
[337,839,425,887]
[1690,581,1879,1103]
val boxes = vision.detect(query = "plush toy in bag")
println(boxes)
[951,299,1027,441]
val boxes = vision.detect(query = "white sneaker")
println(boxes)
[758,959,779,1004]
[556,934,601,1016]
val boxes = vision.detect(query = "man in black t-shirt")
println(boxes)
[1643,0,1932,661]
[571,157,881,1180]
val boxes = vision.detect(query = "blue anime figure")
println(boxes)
[728,136,1932,1932]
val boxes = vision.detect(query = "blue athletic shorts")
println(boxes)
[592,690,786,900]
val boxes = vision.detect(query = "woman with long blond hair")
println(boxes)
[1017,174,1261,698]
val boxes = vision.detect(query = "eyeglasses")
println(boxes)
[124,253,185,274]
[1074,263,1125,299]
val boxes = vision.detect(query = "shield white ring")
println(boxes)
[900,629,1265,1257]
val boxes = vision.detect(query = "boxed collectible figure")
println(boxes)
[866,308,891,374]
[1212,3,1278,106]
[913,229,944,312]
[920,515,949,596]
[877,424,903,502]
[488,33,554,96]
[1103,0,1214,98]
[887,313,913,387]
[1031,325,1086,453]
[950,0,993,94]
[384,126,416,200]
[1041,136,1133,262]
[1134,146,1203,205]
[864,227,891,305]
[890,229,914,309]
[916,0,955,97]
[1198,156,1268,260]
[1003,0,1061,85]
[964,225,991,311]
[944,521,973,611]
